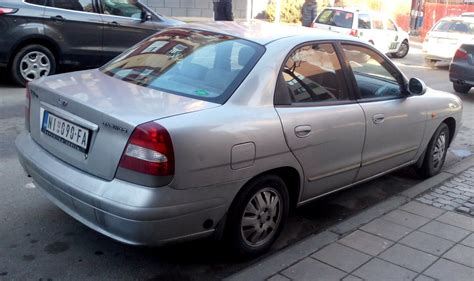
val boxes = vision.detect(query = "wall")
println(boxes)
[144,0,249,19]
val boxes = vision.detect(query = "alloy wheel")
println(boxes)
[432,132,446,170]
[20,51,51,82]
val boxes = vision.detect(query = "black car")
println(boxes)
[0,0,182,86]
[449,44,473,94]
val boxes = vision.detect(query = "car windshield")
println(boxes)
[101,29,265,104]
[432,20,474,34]
[316,9,354,28]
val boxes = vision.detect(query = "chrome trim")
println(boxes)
[40,101,99,131]
[308,164,360,182]
[297,160,416,207]
[361,146,418,167]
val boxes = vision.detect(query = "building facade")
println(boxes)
[143,0,250,19]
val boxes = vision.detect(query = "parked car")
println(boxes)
[0,0,182,86]
[422,16,474,67]
[450,44,473,94]
[16,22,462,258]
[312,8,410,58]
[461,12,474,17]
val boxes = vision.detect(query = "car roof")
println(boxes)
[177,21,349,45]
[320,7,380,15]
[438,16,474,22]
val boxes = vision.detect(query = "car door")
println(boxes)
[98,0,159,63]
[340,43,427,181]
[43,0,103,67]
[275,42,366,201]
[386,18,401,52]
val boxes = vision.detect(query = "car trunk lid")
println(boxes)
[28,69,220,181]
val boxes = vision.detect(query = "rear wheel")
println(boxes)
[418,123,450,178]
[225,175,289,259]
[453,83,471,94]
[11,44,56,87]
[392,40,409,58]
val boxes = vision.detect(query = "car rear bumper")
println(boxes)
[15,132,236,246]
[450,62,474,86]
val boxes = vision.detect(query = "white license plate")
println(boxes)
[41,111,90,153]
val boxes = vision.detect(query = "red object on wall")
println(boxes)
[396,14,411,32]
[421,3,474,39]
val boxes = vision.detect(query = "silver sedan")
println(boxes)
[16,22,463,258]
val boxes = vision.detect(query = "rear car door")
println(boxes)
[275,42,365,201]
[340,43,427,180]
[43,0,103,67]
[98,0,159,63]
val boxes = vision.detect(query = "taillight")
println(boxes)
[454,48,468,60]
[25,86,31,132]
[118,122,174,176]
[349,29,358,37]
[0,7,18,15]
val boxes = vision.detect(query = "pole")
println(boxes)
[275,0,281,23]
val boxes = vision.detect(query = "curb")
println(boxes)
[225,156,474,281]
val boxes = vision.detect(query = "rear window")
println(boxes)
[432,20,474,34]
[101,29,265,104]
[316,9,354,29]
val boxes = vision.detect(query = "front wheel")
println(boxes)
[11,44,56,87]
[392,41,409,58]
[225,175,289,259]
[418,123,450,178]
[453,83,471,94]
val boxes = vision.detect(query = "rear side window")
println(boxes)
[101,29,265,104]
[316,9,354,28]
[358,14,371,29]
[46,0,95,12]
[432,20,474,34]
[280,43,348,103]
[102,0,143,19]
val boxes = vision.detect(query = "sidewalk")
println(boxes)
[226,157,474,281]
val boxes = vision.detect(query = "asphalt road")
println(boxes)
[0,45,473,281]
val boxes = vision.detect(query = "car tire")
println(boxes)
[424,59,437,68]
[225,174,289,259]
[453,83,471,94]
[11,44,56,87]
[392,40,409,58]
[418,123,450,178]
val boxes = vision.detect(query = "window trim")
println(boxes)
[274,40,356,107]
[335,40,409,102]
[97,0,162,22]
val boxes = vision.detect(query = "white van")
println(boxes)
[312,8,410,58]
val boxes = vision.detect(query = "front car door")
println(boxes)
[275,42,366,202]
[340,43,427,181]
[43,0,103,67]
[98,0,159,63]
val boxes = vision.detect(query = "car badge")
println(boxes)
[58,98,68,107]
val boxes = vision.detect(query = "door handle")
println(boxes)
[372,114,385,124]
[294,125,312,138]
[50,15,65,21]
[108,21,120,26]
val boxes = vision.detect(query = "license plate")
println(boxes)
[41,111,90,153]
[389,42,398,50]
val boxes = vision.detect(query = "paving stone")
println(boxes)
[414,275,435,281]
[399,201,445,219]
[338,230,393,256]
[352,258,417,280]
[267,274,291,281]
[311,243,371,272]
[457,206,471,213]
[399,231,455,256]
[424,258,474,281]
[379,243,437,272]
[360,218,412,241]
[382,210,430,229]
[460,233,474,248]
[417,198,433,205]
[436,211,474,231]
[281,258,346,281]
[443,244,474,268]
[441,205,455,211]
[419,220,471,242]
[342,275,363,281]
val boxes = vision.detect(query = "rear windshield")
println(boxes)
[432,20,474,34]
[315,9,354,29]
[101,28,265,104]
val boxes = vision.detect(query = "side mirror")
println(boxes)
[141,10,152,22]
[408,78,427,95]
